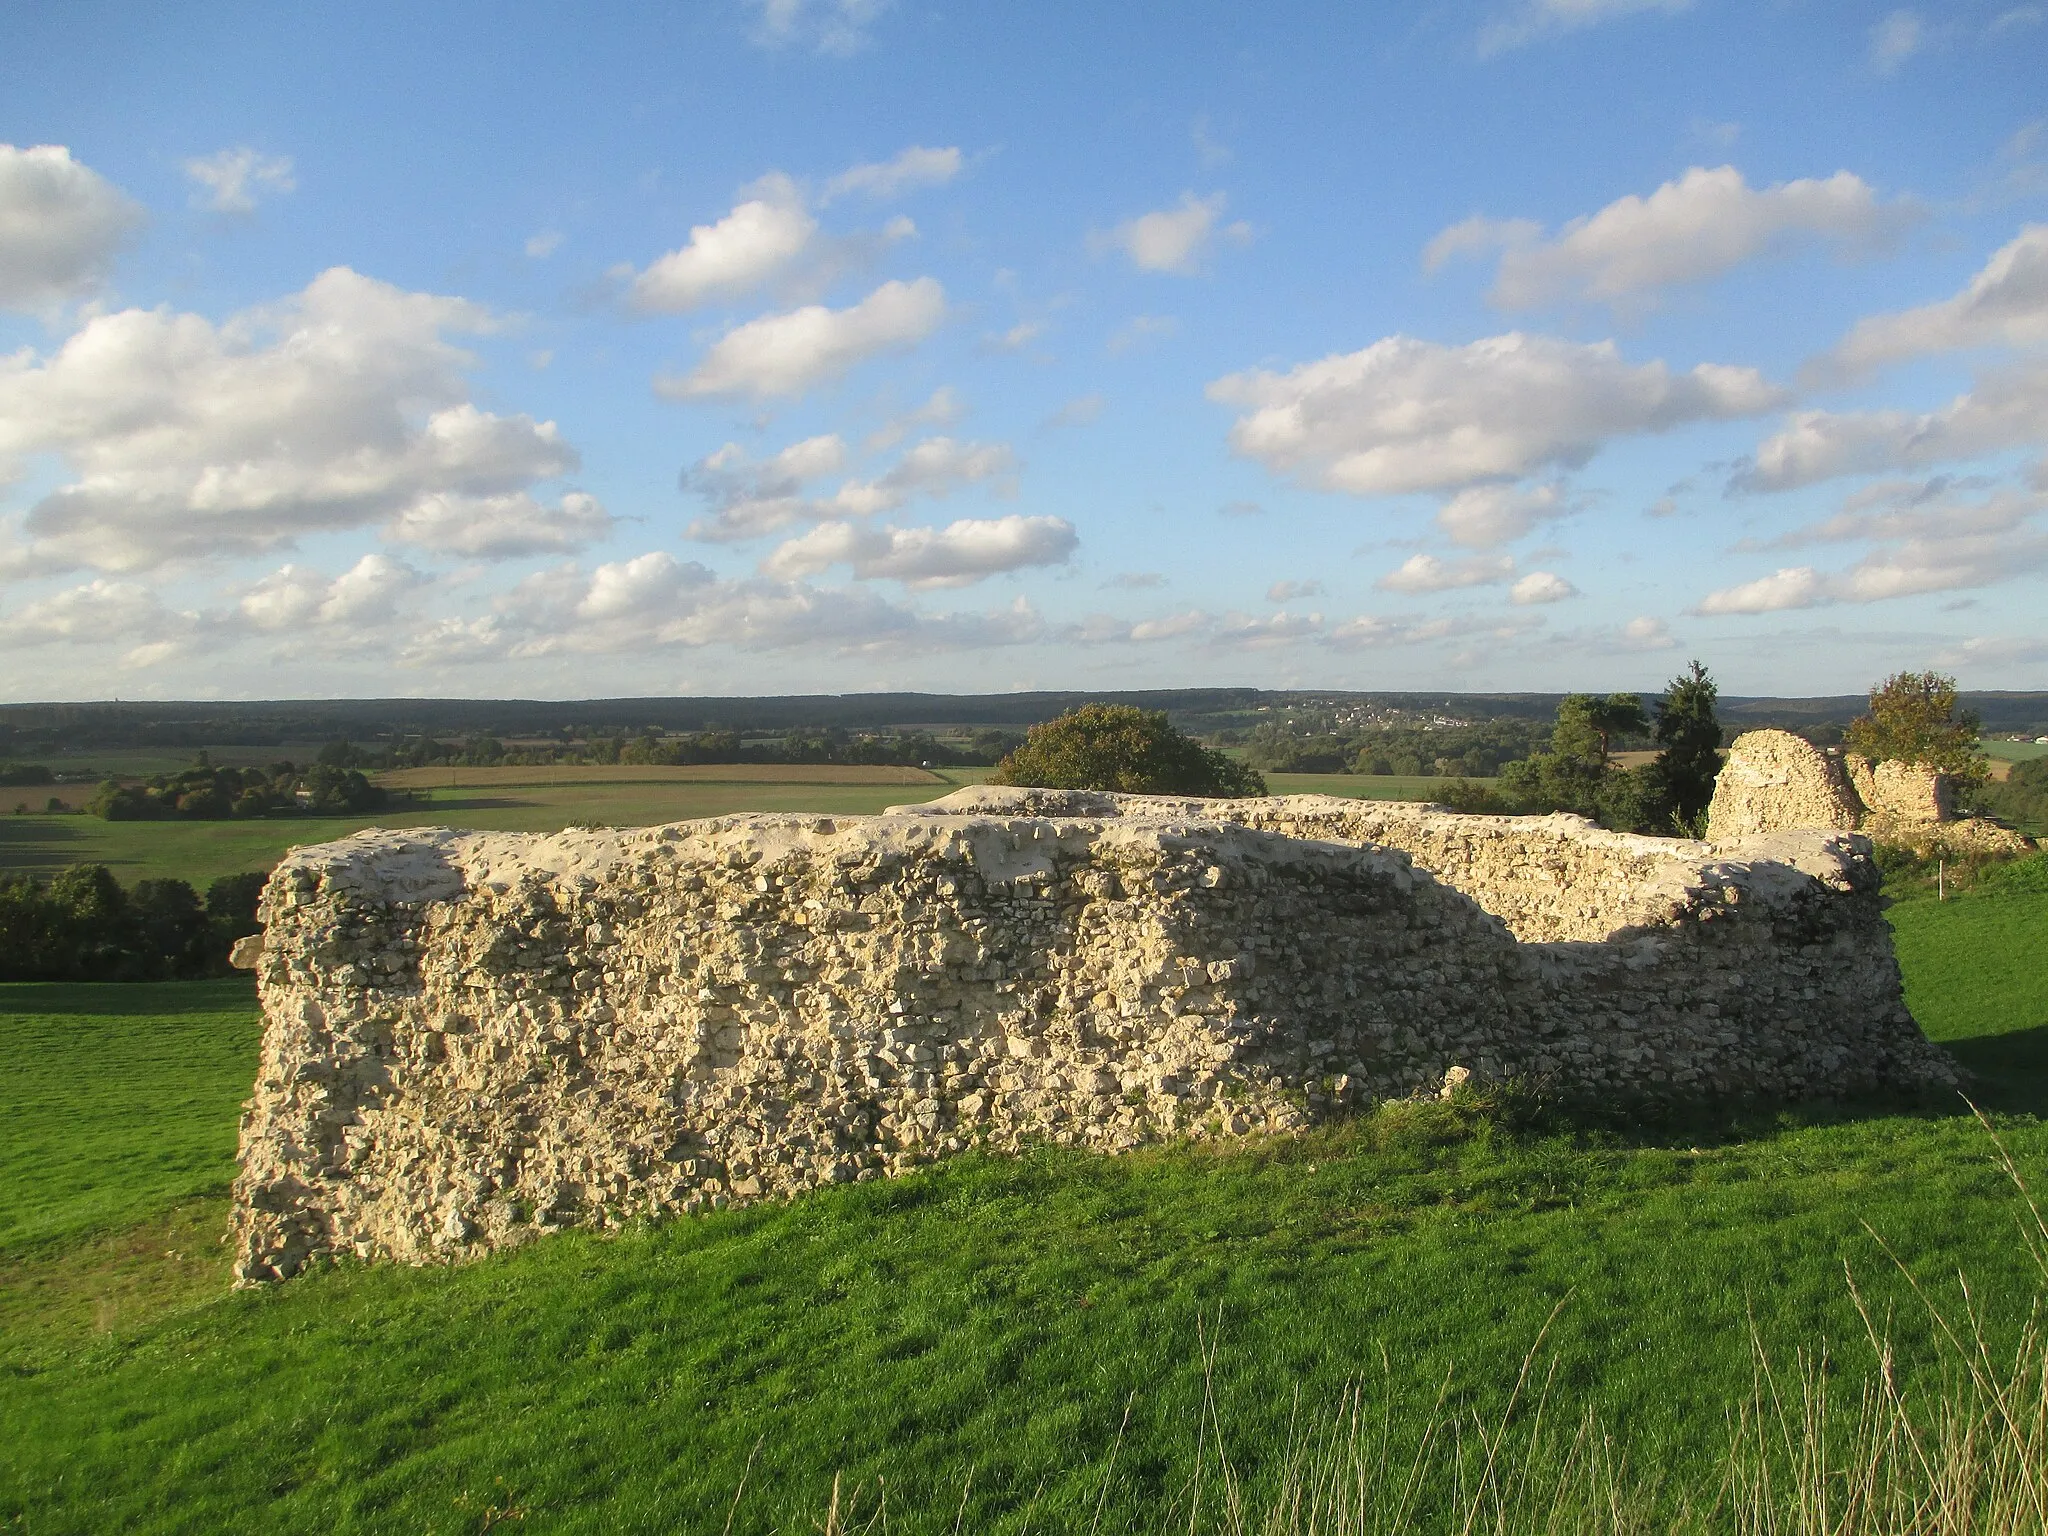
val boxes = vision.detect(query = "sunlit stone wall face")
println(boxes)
[230,794,1954,1282]
[1707,729,2030,857]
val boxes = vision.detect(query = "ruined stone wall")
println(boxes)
[1708,730,2030,856]
[904,786,1755,943]
[232,798,1955,1282]
[1704,730,1863,840]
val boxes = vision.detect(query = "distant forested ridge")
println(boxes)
[5,689,2044,760]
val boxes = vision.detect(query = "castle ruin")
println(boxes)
[230,784,1956,1282]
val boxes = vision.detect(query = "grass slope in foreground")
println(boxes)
[0,884,2044,1532]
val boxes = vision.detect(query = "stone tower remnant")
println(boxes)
[1705,729,2030,856]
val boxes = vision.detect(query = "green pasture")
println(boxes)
[1984,739,2048,763]
[0,767,1461,891]
[2,872,2046,1532]
[0,769,978,890]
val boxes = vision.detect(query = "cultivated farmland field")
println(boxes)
[3,872,2047,1532]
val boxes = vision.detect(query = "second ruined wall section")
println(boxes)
[904,787,1744,943]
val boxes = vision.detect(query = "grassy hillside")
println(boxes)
[0,981,262,1252]
[3,872,2046,1531]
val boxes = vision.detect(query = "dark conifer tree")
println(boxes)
[1650,660,1723,835]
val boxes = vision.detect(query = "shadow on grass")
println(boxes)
[0,815,101,875]
[1941,1022,2048,1116]
[0,977,257,1018]
[1428,1024,2048,1164]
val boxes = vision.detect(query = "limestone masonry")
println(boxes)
[231,788,1956,1282]
[1706,729,2033,857]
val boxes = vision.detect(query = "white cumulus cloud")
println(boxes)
[406,548,1043,663]
[823,436,1018,517]
[1822,225,2048,378]
[0,267,584,574]
[625,175,817,313]
[0,578,189,654]
[1323,612,1537,651]
[1377,552,1518,593]
[236,553,427,632]
[0,144,144,313]
[1478,0,1690,55]
[866,386,965,450]
[657,276,945,399]
[825,146,962,202]
[184,147,296,213]
[1620,615,1678,649]
[1739,356,2048,491]
[1212,611,1323,649]
[1694,566,1830,614]
[760,513,1076,588]
[1267,579,1325,601]
[681,434,850,542]
[1096,193,1250,274]
[682,431,1014,542]
[1209,331,1781,496]
[1696,487,2048,610]
[1435,482,1570,547]
[745,0,890,55]
[385,490,612,558]
[1870,9,1924,74]
[1426,167,1915,310]
[1510,570,1579,604]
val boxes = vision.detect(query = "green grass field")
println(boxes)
[0,767,974,890]
[1985,740,2048,763]
[0,767,1462,891]
[3,869,2046,1532]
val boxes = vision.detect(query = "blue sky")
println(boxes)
[1,0,2043,701]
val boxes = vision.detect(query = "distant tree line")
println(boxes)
[1227,666,1721,834]
[0,867,266,982]
[320,726,1025,772]
[86,760,390,821]
[1236,717,1555,778]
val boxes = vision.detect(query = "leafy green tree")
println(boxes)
[1498,692,1649,821]
[991,705,1267,797]
[206,872,270,935]
[1978,757,2048,838]
[1647,660,1723,835]
[1844,671,1988,785]
[130,879,212,976]
[0,875,73,980]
